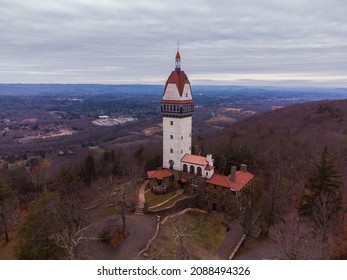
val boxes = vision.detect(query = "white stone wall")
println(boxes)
[163,116,192,170]
[204,169,214,179]
[180,161,214,179]
[162,83,192,101]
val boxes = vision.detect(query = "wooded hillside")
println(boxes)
[203,99,347,258]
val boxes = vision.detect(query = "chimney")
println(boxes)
[240,164,247,172]
[230,166,236,182]
[206,154,213,166]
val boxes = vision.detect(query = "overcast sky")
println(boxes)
[1,0,347,86]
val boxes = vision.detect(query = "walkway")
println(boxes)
[134,180,147,215]
[78,214,157,260]
[216,221,244,259]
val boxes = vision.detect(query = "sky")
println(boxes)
[1,0,347,86]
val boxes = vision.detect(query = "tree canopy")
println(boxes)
[300,147,342,258]
[15,191,63,259]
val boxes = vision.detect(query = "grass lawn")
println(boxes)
[92,206,119,221]
[194,215,225,249]
[145,190,177,207]
[146,211,226,259]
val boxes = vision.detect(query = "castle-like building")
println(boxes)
[147,50,254,214]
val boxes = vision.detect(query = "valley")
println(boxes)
[1,84,347,260]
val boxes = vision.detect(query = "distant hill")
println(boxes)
[0,84,164,96]
[0,84,346,100]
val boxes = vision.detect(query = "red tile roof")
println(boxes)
[206,171,254,191]
[147,169,173,180]
[164,70,191,97]
[181,154,208,166]
[175,51,181,60]
[179,178,187,183]
[205,165,214,171]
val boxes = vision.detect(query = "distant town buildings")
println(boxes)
[92,116,137,126]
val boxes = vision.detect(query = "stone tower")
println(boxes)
[161,50,194,170]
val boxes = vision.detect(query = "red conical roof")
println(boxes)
[175,51,181,60]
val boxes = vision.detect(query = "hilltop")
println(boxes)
[206,98,347,194]
[203,99,346,240]
[202,99,347,258]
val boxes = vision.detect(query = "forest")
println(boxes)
[1,85,347,259]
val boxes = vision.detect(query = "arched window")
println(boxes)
[189,165,195,175]
[183,164,188,173]
[197,167,202,176]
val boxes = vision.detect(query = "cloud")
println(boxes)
[0,0,346,86]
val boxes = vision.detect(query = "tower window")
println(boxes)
[181,136,183,140]
[170,135,173,139]
[181,150,183,154]
[170,149,173,153]
[170,121,173,125]
[186,93,188,97]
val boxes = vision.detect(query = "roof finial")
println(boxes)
[175,40,181,72]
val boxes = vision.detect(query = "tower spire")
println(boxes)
[175,41,181,72]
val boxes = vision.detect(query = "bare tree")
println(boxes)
[269,214,317,259]
[53,205,96,260]
[107,182,137,234]
[148,214,206,260]
[170,218,205,259]
[239,184,261,236]
[51,165,98,259]
[0,179,17,244]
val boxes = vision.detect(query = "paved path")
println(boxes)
[234,238,280,260]
[216,222,244,259]
[134,180,147,215]
[78,214,156,260]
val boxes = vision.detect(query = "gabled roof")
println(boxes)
[205,165,214,171]
[181,154,208,166]
[233,171,254,191]
[164,70,190,97]
[206,171,254,191]
[147,169,173,180]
